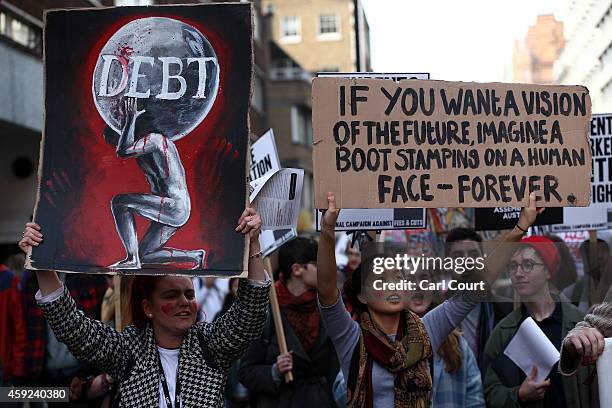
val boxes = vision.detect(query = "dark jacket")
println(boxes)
[475,299,513,371]
[0,265,26,380]
[483,301,594,408]
[39,279,270,407]
[20,270,107,378]
[238,307,339,408]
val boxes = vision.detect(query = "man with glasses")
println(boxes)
[482,236,595,408]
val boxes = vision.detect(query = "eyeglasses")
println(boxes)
[507,260,545,273]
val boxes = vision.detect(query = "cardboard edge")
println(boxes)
[27,10,50,270]
[238,1,255,279]
[42,2,250,15]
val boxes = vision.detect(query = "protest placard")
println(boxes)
[249,130,298,253]
[313,79,592,208]
[474,207,563,231]
[249,129,281,182]
[260,228,298,257]
[29,4,252,276]
[315,72,428,231]
[251,169,304,230]
[315,208,426,231]
[550,113,612,232]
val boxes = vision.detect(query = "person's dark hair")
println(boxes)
[214,278,239,322]
[344,265,366,315]
[278,237,318,282]
[579,238,609,256]
[544,234,577,291]
[342,244,398,316]
[130,275,163,329]
[445,227,483,256]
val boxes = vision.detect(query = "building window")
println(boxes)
[254,10,261,43]
[0,8,42,56]
[318,13,341,40]
[252,74,265,113]
[302,172,313,211]
[319,66,340,73]
[291,105,312,146]
[280,16,301,43]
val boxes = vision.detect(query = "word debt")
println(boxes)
[97,55,217,100]
[377,174,563,204]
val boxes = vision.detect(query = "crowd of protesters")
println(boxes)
[1,193,611,407]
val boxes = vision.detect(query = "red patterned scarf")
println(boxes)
[275,281,320,351]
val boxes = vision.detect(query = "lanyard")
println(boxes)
[158,351,181,408]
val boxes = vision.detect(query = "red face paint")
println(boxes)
[161,303,173,315]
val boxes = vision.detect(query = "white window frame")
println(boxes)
[317,13,341,41]
[280,16,301,44]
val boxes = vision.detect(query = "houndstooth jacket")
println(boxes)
[39,278,270,407]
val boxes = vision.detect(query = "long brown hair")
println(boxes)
[129,275,163,329]
[437,329,462,374]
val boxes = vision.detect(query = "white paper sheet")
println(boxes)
[251,168,304,230]
[597,338,612,408]
[503,317,560,382]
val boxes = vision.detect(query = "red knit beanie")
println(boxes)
[520,236,560,278]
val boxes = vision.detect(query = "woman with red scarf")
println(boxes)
[239,238,339,408]
[317,192,542,408]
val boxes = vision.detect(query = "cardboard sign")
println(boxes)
[317,72,430,82]
[474,207,563,231]
[313,78,592,208]
[550,113,612,232]
[316,72,429,231]
[30,4,252,276]
[315,208,426,231]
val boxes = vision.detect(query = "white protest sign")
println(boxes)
[315,72,429,231]
[315,207,426,231]
[551,113,612,232]
[250,130,298,251]
[260,228,298,257]
[252,168,304,230]
[249,129,281,182]
[597,338,612,408]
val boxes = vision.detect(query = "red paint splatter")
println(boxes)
[44,192,56,208]
[119,45,133,57]
[157,196,165,222]
[161,303,173,315]
[142,134,149,153]
[162,137,169,178]
[158,196,166,244]
[60,171,71,188]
